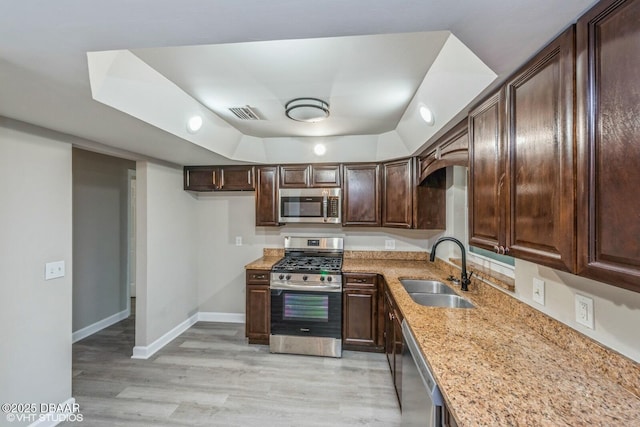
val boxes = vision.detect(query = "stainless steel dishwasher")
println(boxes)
[401,319,444,427]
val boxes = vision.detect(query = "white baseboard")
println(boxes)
[72,308,130,343]
[130,311,245,360]
[28,397,77,427]
[198,311,245,323]
[132,313,198,359]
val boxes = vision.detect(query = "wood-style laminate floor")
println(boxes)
[66,303,401,426]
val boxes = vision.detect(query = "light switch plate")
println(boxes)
[385,239,395,250]
[575,294,594,330]
[45,260,65,280]
[532,278,545,305]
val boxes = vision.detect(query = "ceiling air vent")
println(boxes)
[228,106,261,120]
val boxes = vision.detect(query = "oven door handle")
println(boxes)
[270,283,342,292]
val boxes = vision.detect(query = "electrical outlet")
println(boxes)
[45,260,65,280]
[235,236,242,246]
[532,278,545,305]
[575,294,594,330]
[385,239,395,250]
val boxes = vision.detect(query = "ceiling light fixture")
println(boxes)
[419,106,435,126]
[285,98,330,123]
[187,115,203,133]
[313,144,326,156]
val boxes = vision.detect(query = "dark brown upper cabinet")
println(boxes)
[504,26,576,272]
[342,163,381,226]
[279,164,341,188]
[468,90,507,252]
[381,158,445,230]
[219,166,255,191]
[415,167,446,230]
[469,26,576,272]
[184,165,254,191]
[311,164,341,187]
[576,0,640,292]
[382,159,413,228]
[184,166,219,191]
[419,119,469,183]
[470,27,576,272]
[279,165,310,188]
[255,166,280,226]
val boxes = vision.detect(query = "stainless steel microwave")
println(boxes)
[278,188,341,224]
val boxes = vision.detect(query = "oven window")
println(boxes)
[284,293,328,322]
[282,197,322,217]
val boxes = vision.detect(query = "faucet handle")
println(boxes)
[460,271,473,292]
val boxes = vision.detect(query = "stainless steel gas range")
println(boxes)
[269,236,343,358]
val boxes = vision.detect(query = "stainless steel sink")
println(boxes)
[399,279,458,295]
[408,293,475,309]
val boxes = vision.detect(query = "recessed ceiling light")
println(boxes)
[313,144,326,156]
[286,98,330,123]
[187,115,203,133]
[419,106,435,126]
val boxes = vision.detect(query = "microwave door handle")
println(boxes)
[323,194,328,222]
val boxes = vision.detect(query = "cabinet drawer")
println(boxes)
[344,273,378,288]
[246,269,270,284]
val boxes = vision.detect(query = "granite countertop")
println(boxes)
[245,256,282,270]
[245,252,640,426]
[343,258,640,427]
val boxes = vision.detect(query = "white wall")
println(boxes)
[515,259,640,362]
[72,149,135,332]
[195,192,439,313]
[135,162,199,346]
[0,119,73,420]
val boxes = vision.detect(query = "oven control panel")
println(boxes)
[270,272,342,291]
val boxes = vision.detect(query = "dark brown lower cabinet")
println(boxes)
[342,273,383,351]
[384,284,403,406]
[245,270,270,344]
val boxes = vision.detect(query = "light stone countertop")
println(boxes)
[245,252,640,426]
[244,255,282,271]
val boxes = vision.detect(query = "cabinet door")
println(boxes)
[342,163,381,226]
[382,159,413,228]
[383,291,394,373]
[279,165,310,188]
[220,166,255,191]
[505,26,576,272]
[576,0,640,292]
[393,313,403,404]
[183,166,218,191]
[468,91,507,251]
[383,288,402,405]
[311,164,341,187]
[342,289,378,348]
[245,284,270,344]
[415,168,446,230]
[255,166,279,226]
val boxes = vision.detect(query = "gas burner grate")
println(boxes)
[272,256,343,273]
